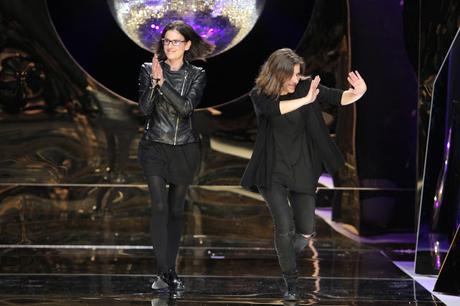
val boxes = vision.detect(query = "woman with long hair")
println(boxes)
[137,20,214,292]
[241,48,366,300]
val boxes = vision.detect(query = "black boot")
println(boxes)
[282,271,298,301]
[167,268,185,291]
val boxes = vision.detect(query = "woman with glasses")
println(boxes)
[138,20,214,292]
[241,48,366,300]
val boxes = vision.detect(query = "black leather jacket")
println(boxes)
[138,61,206,145]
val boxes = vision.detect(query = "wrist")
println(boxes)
[150,77,162,88]
[150,77,157,88]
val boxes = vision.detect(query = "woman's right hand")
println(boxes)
[151,54,164,86]
[304,75,320,104]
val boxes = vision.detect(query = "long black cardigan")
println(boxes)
[240,82,345,190]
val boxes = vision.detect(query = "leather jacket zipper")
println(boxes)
[173,117,179,145]
[174,71,188,145]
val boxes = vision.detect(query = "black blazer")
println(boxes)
[240,79,345,190]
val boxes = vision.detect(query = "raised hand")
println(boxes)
[151,54,164,86]
[347,71,366,96]
[304,75,321,104]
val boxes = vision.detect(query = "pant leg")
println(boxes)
[146,175,169,273]
[166,183,188,270]
[258,183,297,274]
[289,191,316,235]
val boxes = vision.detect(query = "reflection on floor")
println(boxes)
[316,208,460,305]
[395,261,460,306]
[0,211,445,305]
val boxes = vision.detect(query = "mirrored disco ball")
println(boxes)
[107,0,265,56]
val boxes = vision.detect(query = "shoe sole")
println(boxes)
[152,285,169,290]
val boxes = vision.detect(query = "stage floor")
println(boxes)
[0,213,444,305]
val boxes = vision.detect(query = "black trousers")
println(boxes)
[258,182,316,274]
[146,175,188,274]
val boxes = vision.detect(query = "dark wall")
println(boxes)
[348,0,418,233]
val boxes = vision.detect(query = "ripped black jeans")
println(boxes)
[258,182,316,274]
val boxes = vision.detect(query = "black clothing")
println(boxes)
[137,60,204,184]
[258,183,316,273]
[138,141,200,185]
[137,60,206,279]
[147,175,188,273]
[138,61,206,145]
[272,109,305,166]
[240,78,344,190]
[242,78,344,277]
[271,105,321,193]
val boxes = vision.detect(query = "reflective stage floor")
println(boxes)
[0,213,444,305]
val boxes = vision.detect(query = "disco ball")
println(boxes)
[107,0,265,56]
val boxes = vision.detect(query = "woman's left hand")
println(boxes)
[152,54,164,86]
[347,71,367,97]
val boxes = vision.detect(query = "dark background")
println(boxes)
[47,0,315,107]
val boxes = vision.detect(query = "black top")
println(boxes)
[272,107,305,166]
[272,108,320,193]
[241,78,345,190]
[274,80,315,165]
[271,84,321,193]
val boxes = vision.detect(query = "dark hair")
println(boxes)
[155,20,215,61]
[255,48,306,97]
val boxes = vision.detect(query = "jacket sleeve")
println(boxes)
[159,68,206,117]
[250,90,281,118]
[316,83,344,106]
[138,63,158,116]
[299,78,343,107]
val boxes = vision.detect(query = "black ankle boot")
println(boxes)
[167,268,185,291]
[282,271,298,301]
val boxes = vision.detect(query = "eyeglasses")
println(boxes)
[161,38,186,46]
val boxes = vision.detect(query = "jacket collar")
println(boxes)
[160,60,190,72]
